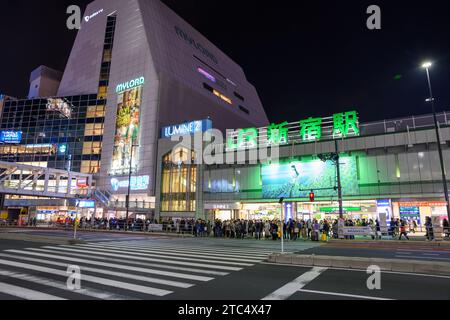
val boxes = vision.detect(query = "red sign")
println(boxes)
[77,178,88,189]
[398,202,448,208]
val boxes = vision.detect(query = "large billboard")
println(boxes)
[262,157,359,199]
[111,85,143,175]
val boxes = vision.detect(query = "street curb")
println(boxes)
[327,239,450,247]
[267,253,450,276]
[0,233,87,245]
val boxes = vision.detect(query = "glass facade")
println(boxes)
[0,95,106,174]
[161,148,197,212]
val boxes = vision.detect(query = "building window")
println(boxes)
[234,92,245,101]
[82,142,102,155]
[97,86,108,100]
[239,105,250,115]
[87,105,106,118]
[161,148,197,212]
[84,123,104,136]
[81,161,100,174]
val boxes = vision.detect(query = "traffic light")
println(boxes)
[309,191,315,202]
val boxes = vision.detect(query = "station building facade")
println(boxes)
[155,111,450,228]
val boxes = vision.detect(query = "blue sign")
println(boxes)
[161,119,213,139]
[0,131,22,144]
[76,200,96,208]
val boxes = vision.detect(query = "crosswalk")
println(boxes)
[0,240,278,300]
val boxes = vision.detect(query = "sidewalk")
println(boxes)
[268,253,450,276]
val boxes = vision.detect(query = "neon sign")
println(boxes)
[227,111,360,151]
[161,119,213,139]
[115,76,145,93]
[197,67,216,83]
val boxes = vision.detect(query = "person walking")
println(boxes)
[443,219,449,238]
[399,220,410,240]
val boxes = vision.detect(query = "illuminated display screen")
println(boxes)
[111,84,143,175]
[262,157,359,199]
[46,98,72,118]
[110,176,150,192]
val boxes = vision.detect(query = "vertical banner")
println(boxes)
[111,85,143,174]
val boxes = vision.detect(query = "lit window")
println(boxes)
[82,142,102,155]
[87,105,106,118]
[85,123,104,136]
[81,161,100,174]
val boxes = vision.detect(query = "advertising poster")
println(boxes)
[262,157,358,199]
[111,86,143,174]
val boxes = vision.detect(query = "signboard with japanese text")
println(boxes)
[227,111,360,151]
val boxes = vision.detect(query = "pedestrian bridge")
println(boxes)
[0,161,93,199]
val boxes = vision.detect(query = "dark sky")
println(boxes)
[1,0,449,124]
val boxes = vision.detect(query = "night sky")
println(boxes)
[1,0,449,124]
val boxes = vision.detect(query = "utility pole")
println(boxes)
[125,144,138,232]
[335,140,344,219]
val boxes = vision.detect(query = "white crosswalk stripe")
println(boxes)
[0,240,270,300]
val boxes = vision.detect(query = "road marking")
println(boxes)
[0,257,172,296]
[97,242,275,257]
[0,282,66,300]
[297,289,393,300]
[260,262,450,279]
[0,269,131,300]
[45,246,244,270]
[59,245,255,266]
[262,267,328,300]
[7,249,211,283]
[23,248,229,276]
[94,242,277,256]
[76,244,266,262]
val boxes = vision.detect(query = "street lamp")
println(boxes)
[125,144,139,232]
[422,62,450,222]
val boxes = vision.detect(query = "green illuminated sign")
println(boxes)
[227,111,360,150]
[333,111,360,138]
[320,207,361,213]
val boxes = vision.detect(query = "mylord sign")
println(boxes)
[116,77,145,93]
[161,119,213,139]
[0,131,22,144]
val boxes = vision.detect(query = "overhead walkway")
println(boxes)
[0,161,93,199]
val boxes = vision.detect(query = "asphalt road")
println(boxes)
[0,233,449,300]
[302,241,450,262]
